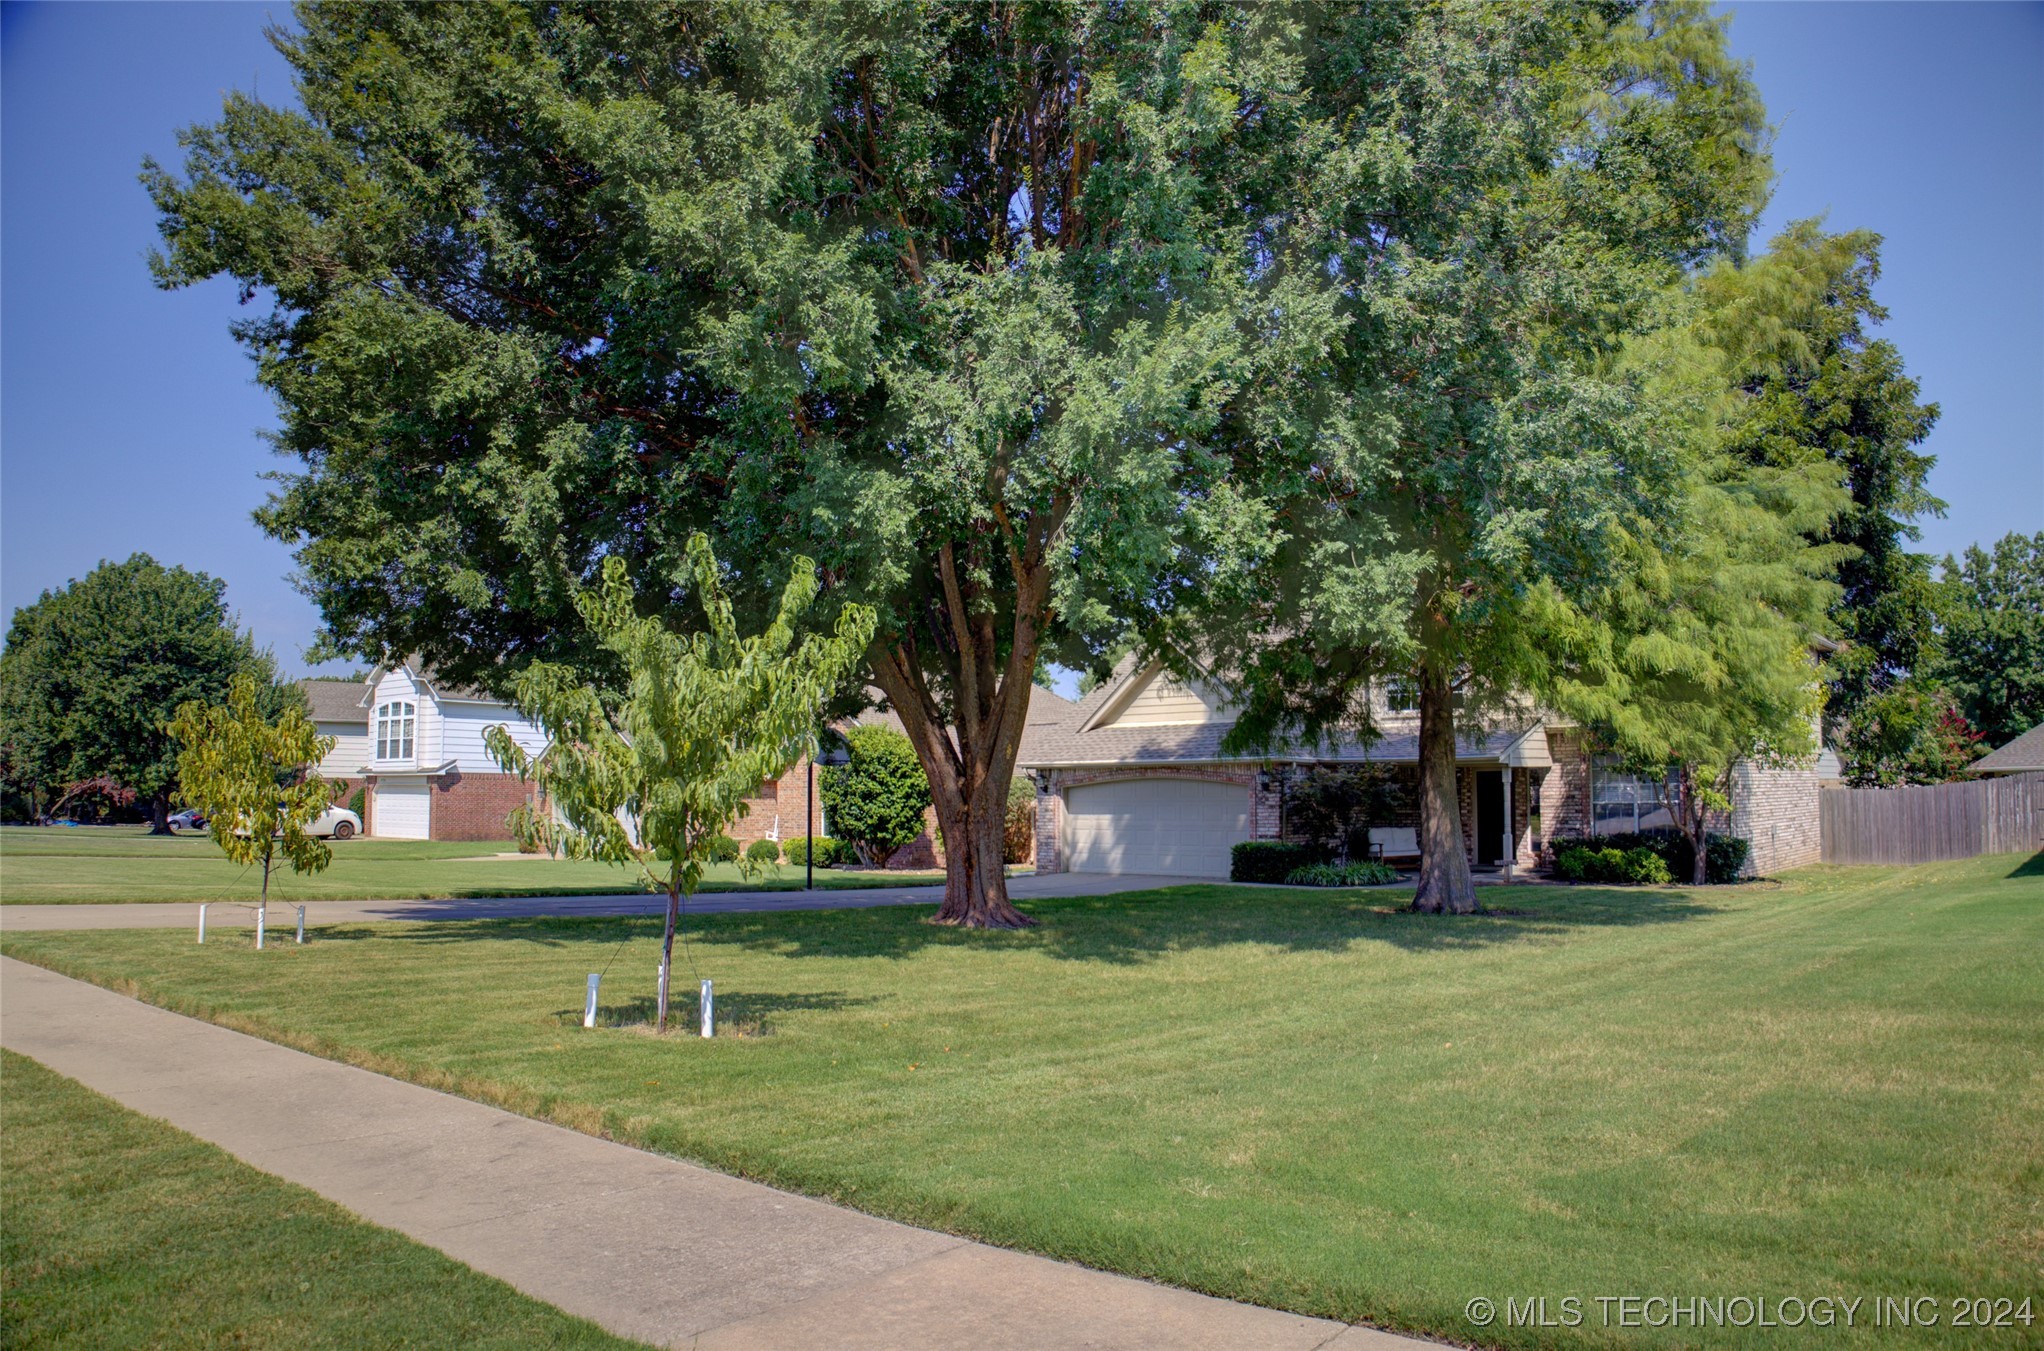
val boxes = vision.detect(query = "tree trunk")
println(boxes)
[1411,665,1477,914]
[656,886,679,1033]
[1681,765,1709,887]
[147,792,174,835]
[866,528,1062,930]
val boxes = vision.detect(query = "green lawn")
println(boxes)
[5,856,2040,1349]
[0,825,948,903]
[0,1049,645,1348]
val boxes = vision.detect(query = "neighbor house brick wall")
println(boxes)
[1728,758,1821,876]
[723,757,824,849]
[1034,780,1064,873]
[426,771,542,842]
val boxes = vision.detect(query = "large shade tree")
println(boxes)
[0,555,297,831]
[147,0,1344,926]
[1543,227,1853,883]
[1167,0,1772,912]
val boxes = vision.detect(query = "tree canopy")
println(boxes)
[0,554,296,829]
[153,1,1796,918]
[1934,532,2044,750]
[170,672,336,906]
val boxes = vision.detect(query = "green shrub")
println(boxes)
[347,786,366,820]
[1230,841,1325,884]
[744,838,782,866]
[783,836,839,867]
[1618,846,1672,885]
[702,833,741,863]
[1283,860,1399,887]
[819,725,932,867]
[1554,843,1671,885]
[1549,830,1749,884]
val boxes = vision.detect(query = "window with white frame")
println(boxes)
[1590,758,1677,835]
[374,701,416,761]
[1383,677,1418,714]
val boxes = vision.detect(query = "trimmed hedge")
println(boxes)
[1284,860,1399,887]
[702,833,741,863]
[1554,844,1672,886]
[1548,830,1749,884]
[1230,841,1326,884]
[783,836,840,867]
[744,838,782,866]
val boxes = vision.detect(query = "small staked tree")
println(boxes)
[170,673,336,913]
[486,536,873,1034]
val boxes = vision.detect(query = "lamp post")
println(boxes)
[806,733,851,891]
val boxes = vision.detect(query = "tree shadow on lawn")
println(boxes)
[314,883,1718,967]
[2009,849,2044,879]
[555,988,879,1036]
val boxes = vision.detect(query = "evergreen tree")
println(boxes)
[0,555,296,831]
[818,725,932,868]
[485,535,872,1033]
[1933,532,2044,748]
[1715,220,1944,750]
[1543,229,1857,881]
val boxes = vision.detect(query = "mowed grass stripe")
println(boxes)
[0,825,944,903]
[4,854,2039,1348]
[0,1049,647,1349]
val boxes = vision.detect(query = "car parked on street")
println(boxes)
[167,808,208,834]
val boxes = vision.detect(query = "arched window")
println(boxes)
[375,701,416,761]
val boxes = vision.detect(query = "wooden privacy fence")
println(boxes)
[1820,771,2044,865]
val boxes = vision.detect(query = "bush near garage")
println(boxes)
[1230,841,1327,884]
[1284,860,1399,887]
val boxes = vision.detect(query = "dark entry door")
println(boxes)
[1475,771,1505,867]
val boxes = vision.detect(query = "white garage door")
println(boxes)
[1064,778,1250,878]
[374,780,431,839]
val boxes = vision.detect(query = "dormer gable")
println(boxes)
[1086,660,1232,730]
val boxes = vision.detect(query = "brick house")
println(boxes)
[1018,656,1827,881]
[304,663,815,844]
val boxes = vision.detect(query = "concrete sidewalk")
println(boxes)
[0,957,1426,1351]
[0,872,1199,933]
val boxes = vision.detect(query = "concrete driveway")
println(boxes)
[0,871,1213,932]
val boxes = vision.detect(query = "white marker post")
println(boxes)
[197,904,208,944]
[582,973,601,1029]
[296,906,307,945]
[700,979,714,1038]
[256,904,266,950]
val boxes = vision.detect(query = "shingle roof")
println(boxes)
[1014,655,1538,767]
[1969,723,2044,776]
[845,686,1080,765]
[299,678,368,723]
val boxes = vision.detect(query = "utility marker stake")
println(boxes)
[583,973,601,1029]
[295,905,306,944]
[700,979,714,1038]
[197,904,208,944]
[256,904,266,950]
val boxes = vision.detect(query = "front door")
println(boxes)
[1475,770,1505,867]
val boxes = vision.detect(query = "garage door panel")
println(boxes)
[374,781,431,839]
[1064,778,1249,878]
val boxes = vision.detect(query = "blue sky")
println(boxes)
[3,2,2040,681]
